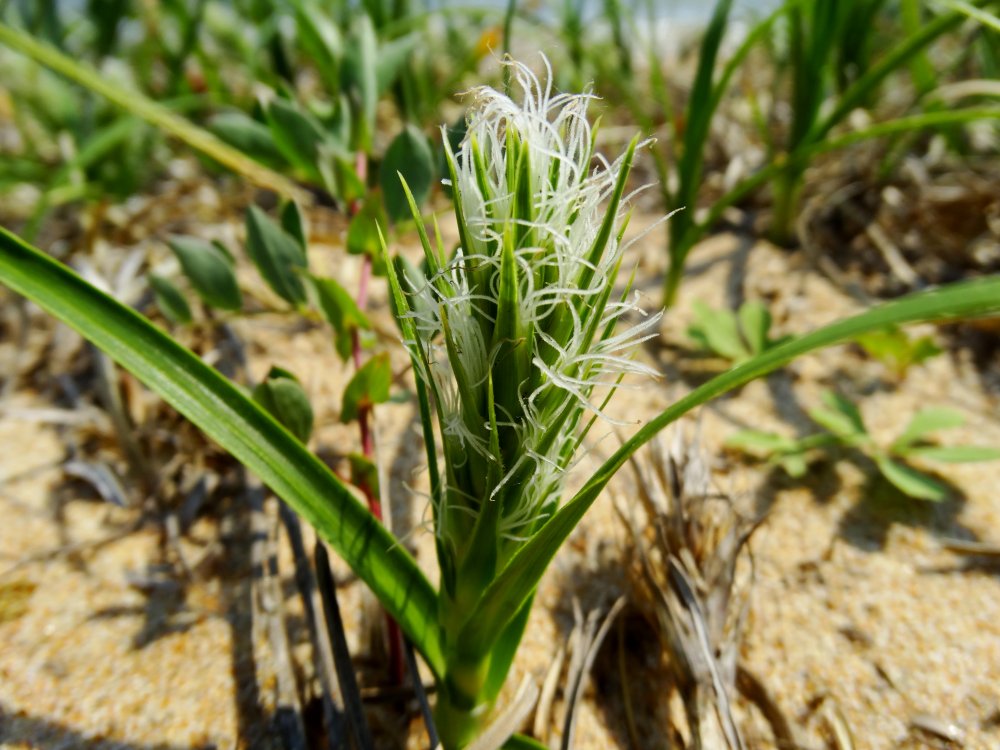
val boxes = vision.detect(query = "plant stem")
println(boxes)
[769,169,801,247]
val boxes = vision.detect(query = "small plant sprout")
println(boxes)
[385,58,661,744]
[687,299,789,365]
[727,392,1000,500]
[853,324,942,380]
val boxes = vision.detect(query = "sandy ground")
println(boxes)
[2,204,1000,750]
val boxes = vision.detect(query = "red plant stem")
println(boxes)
[348,152,403,682]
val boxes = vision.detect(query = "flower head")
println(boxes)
[388,57,660,568]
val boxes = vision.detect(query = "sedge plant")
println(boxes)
[384,60,662,743]
[2,59,1000,748]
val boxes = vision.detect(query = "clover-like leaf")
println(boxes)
[688,300,747,362]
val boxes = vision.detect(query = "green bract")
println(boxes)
[385,60,660,743]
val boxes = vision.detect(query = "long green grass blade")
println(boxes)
[675,0,733,217]
[0,226,442,676]
[0,22,309,203]
[808,9,964,143]
[459,275,1000,650]
[942,0,1000,32]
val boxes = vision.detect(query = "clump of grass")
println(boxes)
[657,0,1000,306]
[617,428,768,750]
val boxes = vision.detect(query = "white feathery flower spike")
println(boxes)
[390,55,662,559]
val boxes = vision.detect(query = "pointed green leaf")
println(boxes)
[903,445,1000,463]
[341,352,392,423]
[291,0,343,91]
[855,325,942,376]
[347,198,388,259]
[375,33,417,95]
[265,96,326,177]
[281,201,308,250]
[0,226,442,677]
[578,136,637,288]
[342,14,377,150]
[148,273,192,325]
[689,300,747,361]
[245,205,309,306]
[381,125,435,224]
[208,111,284,164]
[738,300,772,355]
[892,407,965,450]
[252,366,314,443]
[491,239,527,423]
[725,429,800,456]
[876,457,948,501]
[809,391,867,440]
[166,236,242,311]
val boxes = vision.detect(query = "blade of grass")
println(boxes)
[0,22,310,203]
[0,225,442,675]
[807,8,965,143]
[459,275,1000,651]
[940,0,1000,32]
